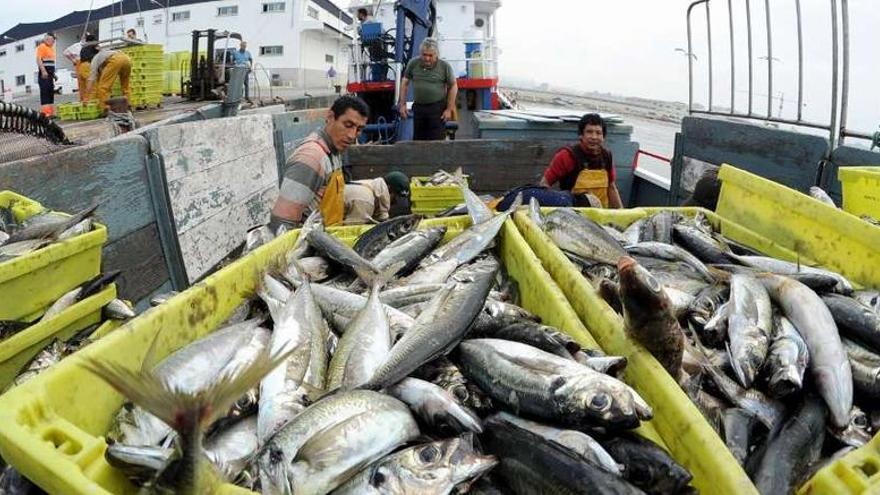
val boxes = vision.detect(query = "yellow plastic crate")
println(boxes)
[799,433,880,494]
[410,175,469,215]
[839,166,880,221]
[0,191,107,321]
[513,206,811,495]
[0,284,115,391]
[0,216,666,494]
[718,164,880,289]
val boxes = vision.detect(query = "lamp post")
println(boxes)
[674,47,698,60]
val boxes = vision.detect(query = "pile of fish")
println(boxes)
[529,201,880,494]
[78,196,695,495]
[0,202,98,260]
[1,270,136,390]
[413,169,465,187]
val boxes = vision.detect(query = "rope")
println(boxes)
[81,0,96,40]
[106,110,137,136]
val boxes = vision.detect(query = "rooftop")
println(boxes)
[1,0,352,46]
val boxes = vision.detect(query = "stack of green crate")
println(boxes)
[112,44,164,108]
[56,103,79,121]
[78,102,102,120]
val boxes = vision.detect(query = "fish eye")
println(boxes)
[452,385,469,402]
[370,468,387,487]
[589,393,611,412]
[419,445,440,463]
[854,414,869,428]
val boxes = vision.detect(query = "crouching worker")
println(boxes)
[539,113,623,209]
[270,96,370,230]
[343,171,411,225]
[86,47,132,112]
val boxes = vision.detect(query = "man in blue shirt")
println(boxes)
[232,41,253,101]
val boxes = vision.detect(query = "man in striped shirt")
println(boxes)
[270,96,370,229]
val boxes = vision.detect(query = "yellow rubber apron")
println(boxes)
[571,169,610,207]
[571,169,608,208]
[319,169,345,226]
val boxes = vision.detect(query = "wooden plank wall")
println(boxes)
[0,135,168,303]
[346,139,571,195]
[147,114,280,284]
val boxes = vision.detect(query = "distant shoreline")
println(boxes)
[500,86,688,125]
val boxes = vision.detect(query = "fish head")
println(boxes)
[370,435,497,493]
[553,374,641,430]
[617,256,668,316]
[831,406,873,448]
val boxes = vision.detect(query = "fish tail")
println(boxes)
[80,336,298,439]
[355,262,405,291]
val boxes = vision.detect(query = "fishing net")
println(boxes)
[0,102,76,163]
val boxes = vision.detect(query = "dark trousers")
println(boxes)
[38,67,55,105]
[412,100,446,141]
[244,69,251,100]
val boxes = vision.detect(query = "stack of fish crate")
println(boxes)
[113,44,164,109]
[57,102,103,121]
[0,191,119,391]
[410,175,470,216]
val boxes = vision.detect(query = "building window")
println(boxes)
[110,20,125,37]
[137,17,145,27]
[172,11,191,22]
[15,75,25,86]
[262,2,285,13]
[0,50,6,57]
[307,6,319,19]
[15,44,24,52]
[35,40,42,47]
[218,6,238,16]
[260,45,283,56]
[325,54,334,63]
[153,14,163,24]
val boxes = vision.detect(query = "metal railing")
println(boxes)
[685,0,872,149]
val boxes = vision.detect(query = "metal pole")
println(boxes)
[686,5,695,112]
[829,0,840,149]
[728,0,735,113]
[706,1,713,111]
[764,0,772,119]
[838,0,850,144]
[745,0,753,115]
[795,0,804,121]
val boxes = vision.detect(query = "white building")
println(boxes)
[0,0,353,98]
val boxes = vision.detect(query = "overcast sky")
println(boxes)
[3,0,877,133]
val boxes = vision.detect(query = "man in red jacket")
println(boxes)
[540,113,623,208]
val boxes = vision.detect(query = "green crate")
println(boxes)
[0,192,107,321]
[410,175,469,215]
[0,284,115,391]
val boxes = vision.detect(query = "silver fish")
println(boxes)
[458,338,652,430]
[765,314,809,398]
[490,412,621,475]
[541,208,626,265]
[105,298,136,320]
[57,217,94,241]
[388,377,483,434]
[626,241,714,282]
[334,434,497,495]
[327,269,394,390]
[809,186,837,207]
[364,258,498,389]
[258,390,419,495]
[258,280,320,442]
[726,274,772,388]
[759,273,853,428]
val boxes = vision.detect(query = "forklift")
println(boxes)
[184,29,243,101]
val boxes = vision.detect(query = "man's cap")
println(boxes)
[384,171,410,197]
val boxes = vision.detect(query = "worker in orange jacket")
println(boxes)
[36,33,57,117]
